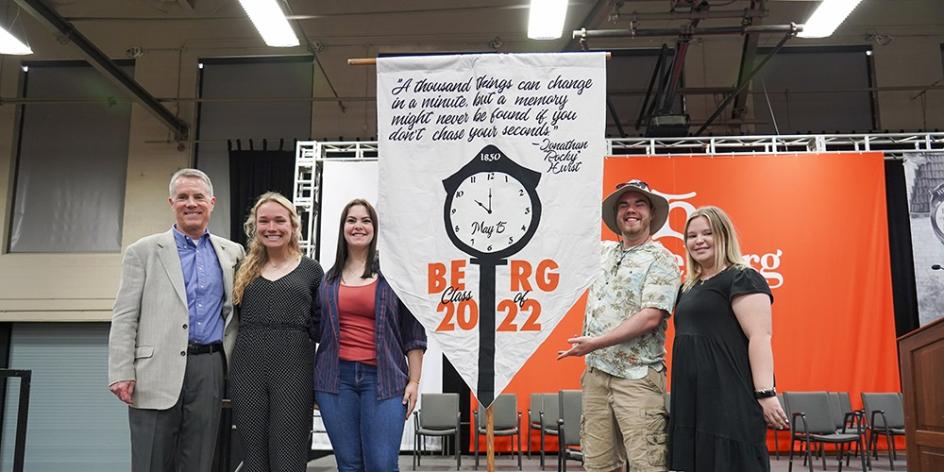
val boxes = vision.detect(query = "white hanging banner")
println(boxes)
[904,151,944,326]
[377,53,605,407]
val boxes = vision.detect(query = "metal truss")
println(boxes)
[295,132,944,254]
[607,132,944,156]
[294,141,378,256]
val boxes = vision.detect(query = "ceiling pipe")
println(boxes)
[730,0,766,122]
[13,0,189,140]
[573,23,800,39]
[611,8,766,21]
[695,29,797,135]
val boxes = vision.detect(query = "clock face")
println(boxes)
[447,171,534,255]
[933,197,944,243]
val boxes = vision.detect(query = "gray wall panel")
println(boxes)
[0,323,130,471]
[10,63,131,253]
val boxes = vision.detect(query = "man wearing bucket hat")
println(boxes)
[558,179,681,472]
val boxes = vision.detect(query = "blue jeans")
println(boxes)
[315,361,406,471]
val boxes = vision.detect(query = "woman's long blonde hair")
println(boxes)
[233,192,302,304]
[682,206,746,292]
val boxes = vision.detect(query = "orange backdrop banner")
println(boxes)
[477,152,901,453]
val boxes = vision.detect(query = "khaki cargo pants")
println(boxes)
[580,366,668,472]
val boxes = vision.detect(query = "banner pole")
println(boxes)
[487,405,495,472]
[347,52,612,66]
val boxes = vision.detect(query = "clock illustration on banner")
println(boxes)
[931,183,944,245]
[443,144,542,260]
[442,144,542,407]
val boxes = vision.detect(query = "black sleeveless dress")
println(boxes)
[668,266,773,472]
[231,257,323,472]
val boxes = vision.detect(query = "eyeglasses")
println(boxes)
[615,179,650,191]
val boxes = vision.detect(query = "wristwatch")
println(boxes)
[754,388,777,399]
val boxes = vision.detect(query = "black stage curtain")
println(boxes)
[885,160,920,337]
[228,139,295,248]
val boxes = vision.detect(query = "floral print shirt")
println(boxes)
[584,240,681,380]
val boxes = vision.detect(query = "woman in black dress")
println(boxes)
[668,206,788,471]
[231,192,324,472]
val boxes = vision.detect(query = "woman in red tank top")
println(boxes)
[313,199,427,471]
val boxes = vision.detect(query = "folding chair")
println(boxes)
[557,389,583,472]
[861,392,906,471]
[539,392,560,470]
[784,391,867,472]
[527,393,544,459]
[413,392,461,470]
[473,394,523,470]
[769,393,787,460]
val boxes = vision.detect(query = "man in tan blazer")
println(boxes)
[108,168,244,472]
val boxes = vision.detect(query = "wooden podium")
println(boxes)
[898,315,944,472]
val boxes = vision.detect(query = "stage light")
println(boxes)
[0,25,32,55]
[237,0,300,47]
[528,0,568,40]
[798,0,864,38]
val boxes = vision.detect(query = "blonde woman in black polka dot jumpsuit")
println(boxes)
[231,192,324,472]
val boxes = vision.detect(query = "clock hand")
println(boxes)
[473,199,492,214]
[488,188,492,213]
